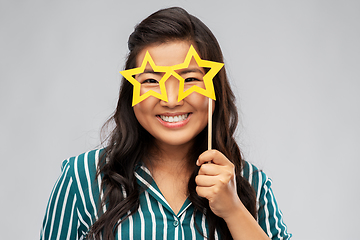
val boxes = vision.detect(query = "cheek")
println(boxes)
[186,94,212,126]
[133,98,157,123]
[186,93,210,112]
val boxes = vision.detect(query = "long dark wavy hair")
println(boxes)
[89,7,257,240]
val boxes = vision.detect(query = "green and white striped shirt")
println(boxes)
[40,149,291,239]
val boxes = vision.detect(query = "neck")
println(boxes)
[145,140,194,174]
[144,140,195,215]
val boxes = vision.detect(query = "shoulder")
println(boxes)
[242,161,270,190]
[241,160,276,204]
[60,148,105,189]
[242,161,292,239]
[61,148,104,173]
[61,149,105,218]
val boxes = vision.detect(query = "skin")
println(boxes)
[133,40,270,239]
[196,150,270,240]
[133,41,212,149]
[133,41,213,214]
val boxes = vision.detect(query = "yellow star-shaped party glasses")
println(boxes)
[171,45,224,102]
[120,45,224,106]
[120,51,170,106]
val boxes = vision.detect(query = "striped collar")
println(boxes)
[134,164,192,217]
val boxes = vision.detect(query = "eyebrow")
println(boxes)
[137,69,164,77]
[137,67,204,77]
[178,68,204,75]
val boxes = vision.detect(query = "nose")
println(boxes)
[160,77,183,108]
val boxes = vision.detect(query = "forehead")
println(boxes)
[136,41,199,67]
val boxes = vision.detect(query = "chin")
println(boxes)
[156,136,195,147]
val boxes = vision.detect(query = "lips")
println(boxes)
[158,113,190,123]
[156,113,191,128]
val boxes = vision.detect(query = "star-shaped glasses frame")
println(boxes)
[120,45,224,106]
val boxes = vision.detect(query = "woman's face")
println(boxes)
[133,41,214,148]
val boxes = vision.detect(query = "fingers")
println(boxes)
[195,156,235,199]
[196,150,234,167]
[195,174,217,187]
[195,174,233,200]
[195,150,240,219]
[197,162,221,176]
[196,186,216,200]
[196,150,234,186]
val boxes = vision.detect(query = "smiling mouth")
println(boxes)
[158,113,190,123]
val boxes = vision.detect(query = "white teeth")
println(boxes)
[159,114,189,123]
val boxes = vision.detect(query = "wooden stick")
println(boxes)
[208,98,212,150]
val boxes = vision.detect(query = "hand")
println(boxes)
[195,150,242,220]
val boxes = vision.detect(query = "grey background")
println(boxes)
[1,0,359,239]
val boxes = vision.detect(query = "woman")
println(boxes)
[40,7,291,240]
